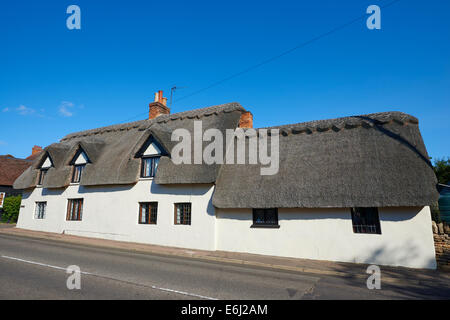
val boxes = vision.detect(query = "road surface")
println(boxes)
[0,233,448,299]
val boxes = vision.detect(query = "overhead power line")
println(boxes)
[124,0,401,122]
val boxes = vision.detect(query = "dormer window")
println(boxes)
[38,169,48,185]
[138,139,163,179]
[72,165,85,183]
[70,149,89,184]
[38,154,53,186]
[141,157,160,178]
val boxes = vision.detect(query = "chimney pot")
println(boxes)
[238,111,253,128]
[149,90,170,119]
[32,145,43,155]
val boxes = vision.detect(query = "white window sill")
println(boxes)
[139,177,154,181]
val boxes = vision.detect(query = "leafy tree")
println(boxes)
[1,195,22,223]
[433,158,450,185]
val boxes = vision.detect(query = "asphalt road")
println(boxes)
[0,233,448,300]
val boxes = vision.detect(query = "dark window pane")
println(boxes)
[141,157,160,178]
[72,165,85,183]
[252,208,278,226]
[351,207,381,234]
[38,169,47,185]
[35,202,46,219]
[139,202,158,224]
[175,203,191,225]
[67,199,83,221]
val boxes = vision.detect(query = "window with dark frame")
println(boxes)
[252,208,279,227]
[66,199,83,221]
[141,157,160,178]
[35,202,47,219]
[139,202,158,224]
[174,203,191,225]
[351,207,381,234]
[72,164,85,183]
[38,169,48,185]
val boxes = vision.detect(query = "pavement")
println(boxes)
[0,224,449,299]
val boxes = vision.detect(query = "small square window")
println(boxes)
[252,208,279,228]
[351,207,381,234]
[139,202,158,224]
[35,202,47,219]
[174,203,191,225]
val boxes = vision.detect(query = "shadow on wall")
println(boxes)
[152,183,215,217]
[42,188,65,196]
[77,185,134,194]
[335,237,436,273]
[150,183,211,196]
[362,239,422,267]
[279,207,420,222]
[379,207,421,222]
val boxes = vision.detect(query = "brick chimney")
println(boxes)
[238,111,253,128]
[149,90,170,119]
[32,145,43,155]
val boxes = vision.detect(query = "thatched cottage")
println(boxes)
[14,92,439,269]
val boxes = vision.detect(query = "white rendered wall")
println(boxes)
[215,207,437,269]
[17,185,437,269]
[17,181,216,251]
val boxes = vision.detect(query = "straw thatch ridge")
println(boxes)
[212,111,439,208]
[13,105,439,209]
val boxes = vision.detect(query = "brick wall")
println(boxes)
[433,221,450,269]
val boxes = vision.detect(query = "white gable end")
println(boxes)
[143,142,161,156]
[74,151,89,165]
[41,156,53,169]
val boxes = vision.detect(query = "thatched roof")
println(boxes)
[212,112,439,208]
[13,102,245,189]
[13,105,439,208]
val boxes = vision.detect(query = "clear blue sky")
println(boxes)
[1,0,449,160]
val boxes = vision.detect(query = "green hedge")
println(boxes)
[1,195,22,223]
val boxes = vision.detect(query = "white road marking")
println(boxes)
[1,255,92,275]
[0,255,217,300]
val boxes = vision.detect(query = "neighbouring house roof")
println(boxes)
[0,155,33,187]
[13,104,439,208]
[212,112,439,208]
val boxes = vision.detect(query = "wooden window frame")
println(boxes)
[351,207,382,234]
[66,198,83,221]
[38,168,48,185]
[138,202,158,225]
[140,156,160,178]
[174,203,192,225]
[71,164,85,183]
[251,208,279,228]
[35,201,47,219]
